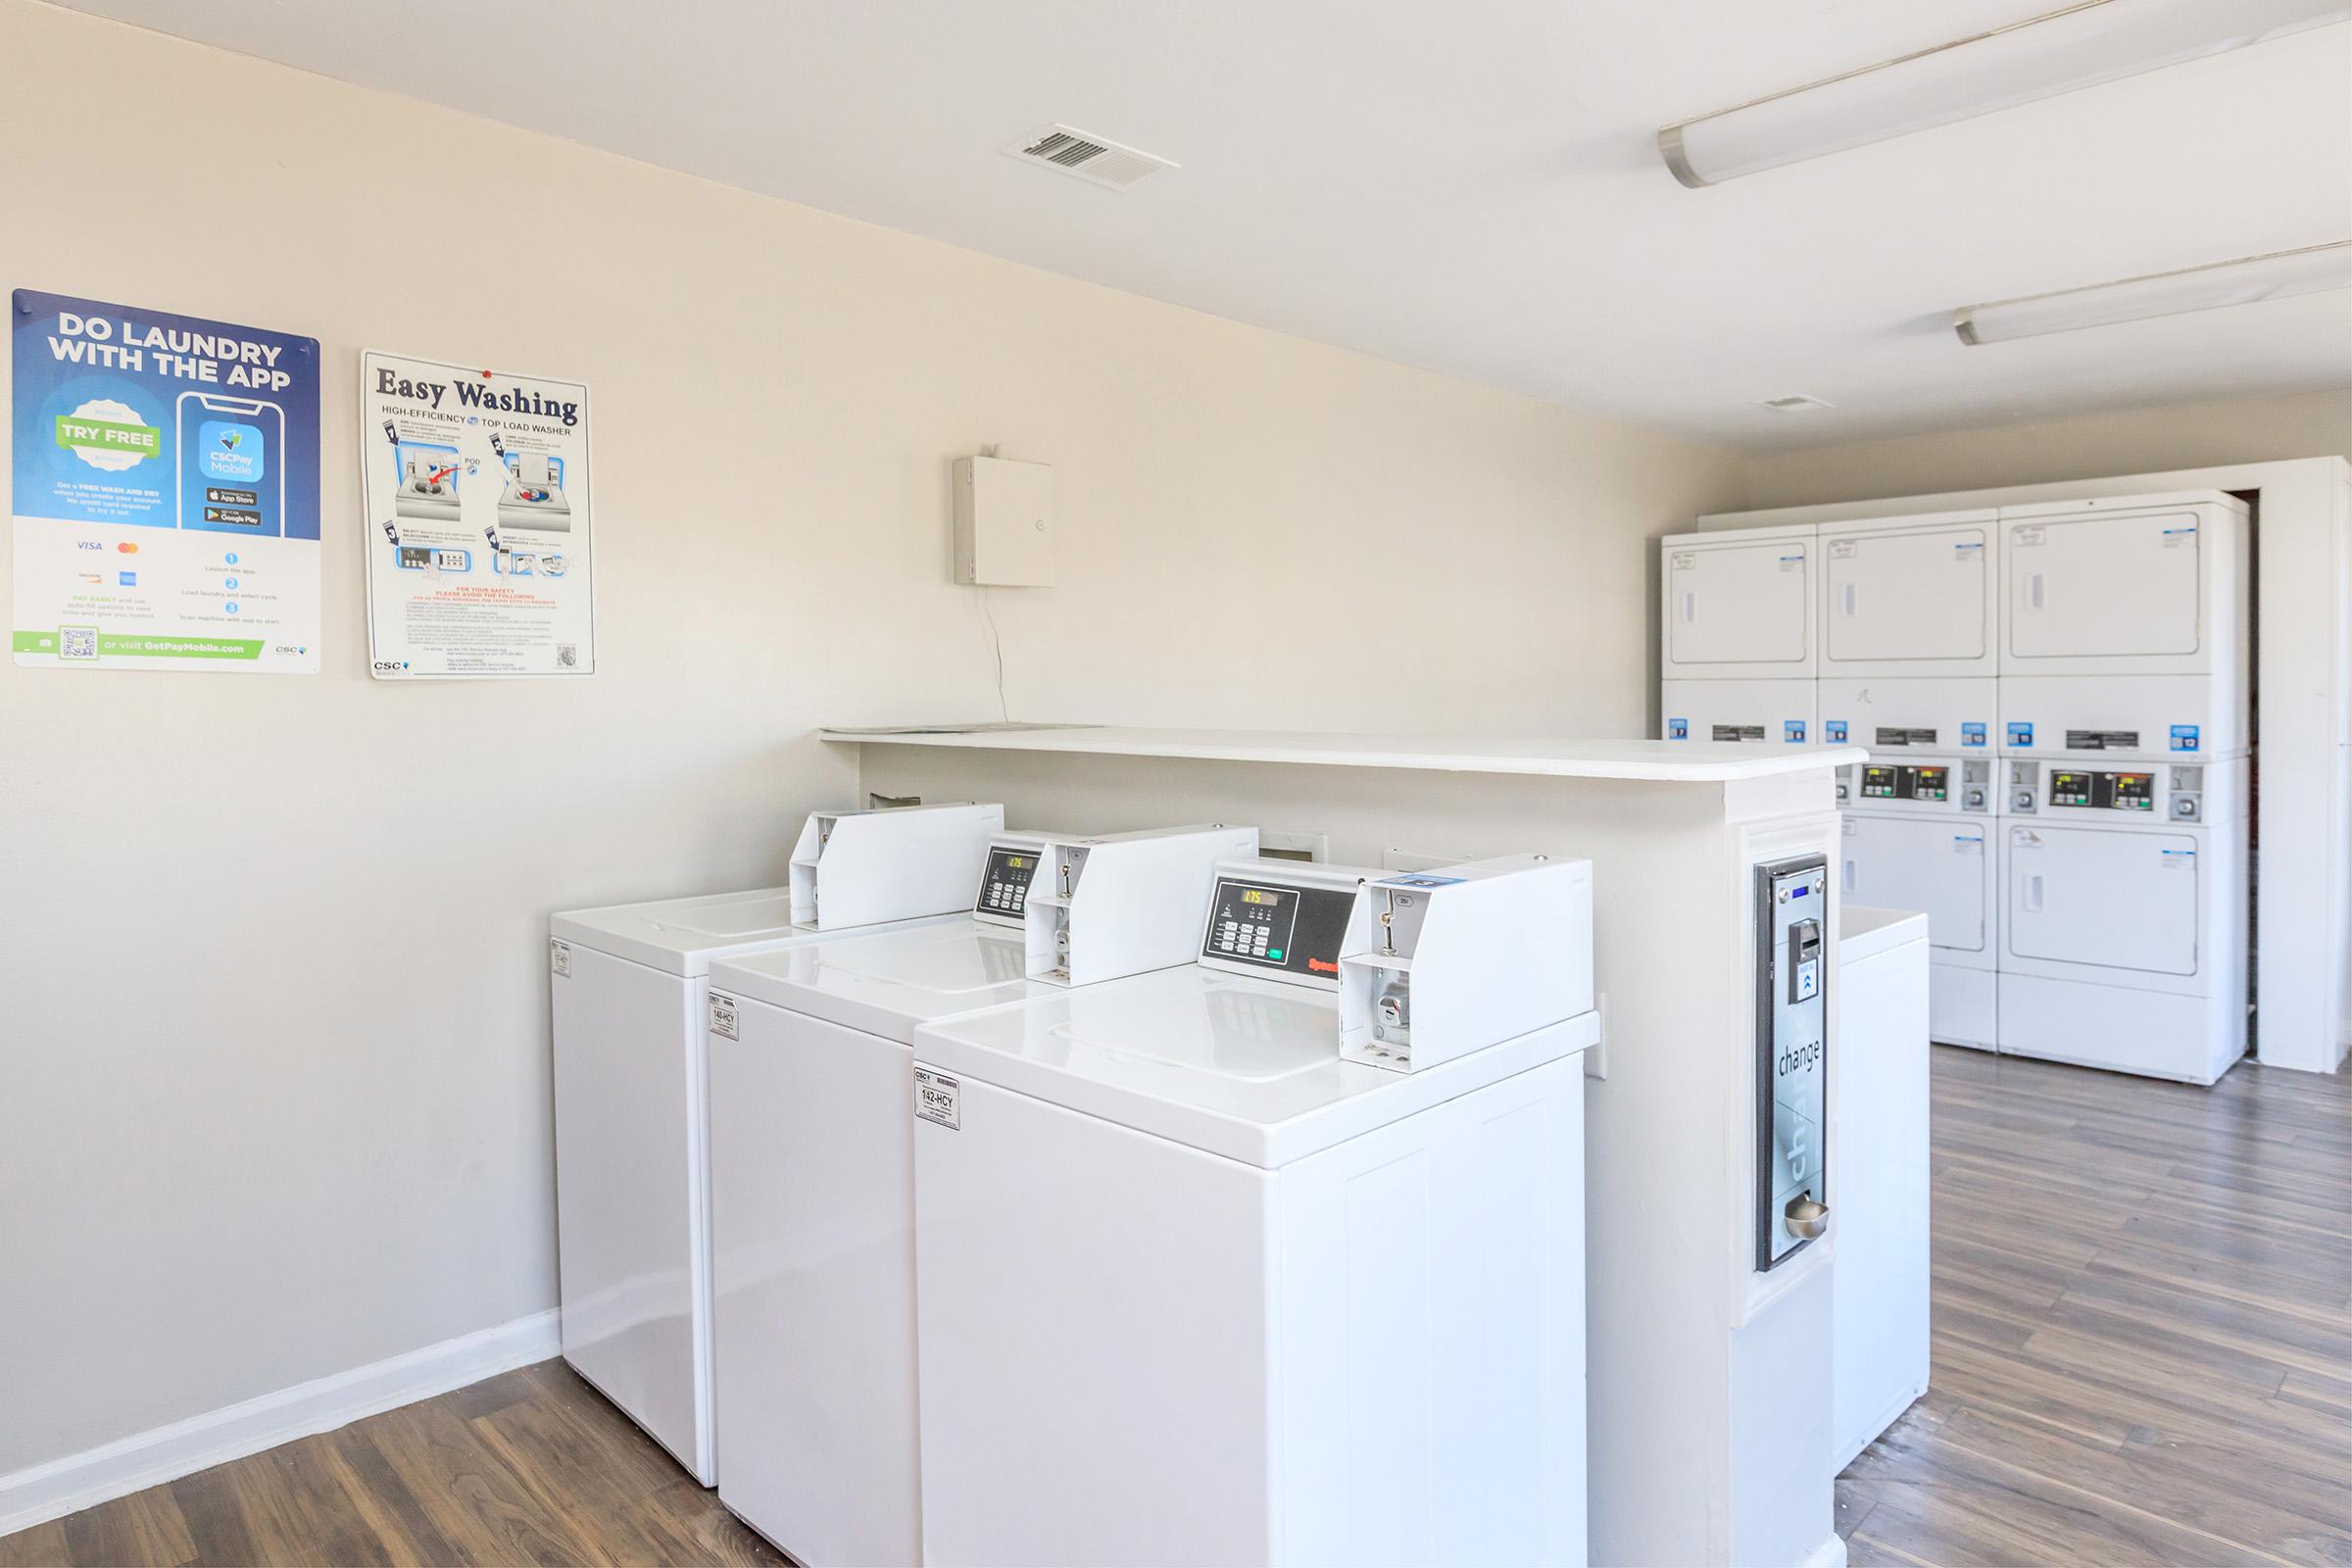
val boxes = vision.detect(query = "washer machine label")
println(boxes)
[914,1066,960,1130]
[550,939,570,978]
[709,992,739,1040]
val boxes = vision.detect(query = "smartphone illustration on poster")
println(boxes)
[176,391,286,536]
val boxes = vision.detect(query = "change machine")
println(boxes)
[1661,524,1818,745]
[1756,857,1831,1270]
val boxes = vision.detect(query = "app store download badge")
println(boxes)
[198,420,265,483]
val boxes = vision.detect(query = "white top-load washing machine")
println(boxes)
[705,823,1257,1568]
[546,801,1002,1486]
[1833,758,1997,1050]
[1996,491,2249,760]
[1997,757,2250,1083]
[908,855,1599,1568]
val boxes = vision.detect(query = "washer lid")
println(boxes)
[710,920,1045,1041]
[550,886,953,976]
[913,966,1597,1167]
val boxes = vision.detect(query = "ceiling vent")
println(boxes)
[1758,393,1835,413]
[1004,124,1177,190]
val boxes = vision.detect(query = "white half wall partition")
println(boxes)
[820,724,1867,1568]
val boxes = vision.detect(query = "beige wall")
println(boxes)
[1743,387,2352,508]
[0,1,1744,1479]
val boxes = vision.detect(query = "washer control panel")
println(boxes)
[973,841,1047,927]
[1200,874,1360,981]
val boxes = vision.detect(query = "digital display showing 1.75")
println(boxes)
[1241,889,1277,906]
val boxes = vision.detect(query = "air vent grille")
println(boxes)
[1005,124,1176,190]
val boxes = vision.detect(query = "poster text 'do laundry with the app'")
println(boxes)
[362,351,595,679]
[11,290,321,673]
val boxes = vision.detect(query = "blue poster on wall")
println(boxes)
[11,289,320,672]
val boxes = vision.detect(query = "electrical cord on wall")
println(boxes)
[976,583,1009,722]
[972,442,1010,721]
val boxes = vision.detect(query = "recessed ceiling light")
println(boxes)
[1004,124,1177,190]
[1758,393,1836,413]
[1954,240,2352,344]
[1658,0,2352,188]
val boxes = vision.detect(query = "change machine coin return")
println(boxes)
[1757,855,1830,1271]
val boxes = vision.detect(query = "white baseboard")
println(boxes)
[0,1307,561,1540]
[1796,1530,1851,1568]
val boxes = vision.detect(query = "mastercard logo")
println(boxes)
[117,542,138,554]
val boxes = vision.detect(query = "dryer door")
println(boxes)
[1668,538,1810,668]
[2007,510,2201,662]
[1824,525,1989,667]
[2005,825,2198,975]
[1840,814,1987,956]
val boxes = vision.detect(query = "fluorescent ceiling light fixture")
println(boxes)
[1658,0,2352,187]
[1953,241,2352,344]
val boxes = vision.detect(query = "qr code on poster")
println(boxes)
[555,644,577,669]
[60,627,98,661]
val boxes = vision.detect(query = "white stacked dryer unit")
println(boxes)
[1999,758,2249,1083]
[909,855,1599,1568]
[1661,524,1817,746]
[1835,757,1996,1051]
[1996,491,2250,765]
[1816,508,2000,755]
[1994,489,2252,1083]
[706,823,1257,1568]
[546,801,1001,1486]
[1816,511,2001,1051]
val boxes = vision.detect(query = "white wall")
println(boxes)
[0,1,1744,1480]
[1744,387,2352,509]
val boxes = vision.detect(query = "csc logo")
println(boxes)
[372,661,410,671]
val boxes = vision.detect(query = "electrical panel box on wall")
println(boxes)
[953,456,1055,586]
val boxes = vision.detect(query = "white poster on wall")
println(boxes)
[360,351,595,678]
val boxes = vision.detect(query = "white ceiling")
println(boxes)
[54,0,2352,449]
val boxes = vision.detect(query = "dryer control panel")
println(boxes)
[2048,768,2154,811]
[2007,760,2207,820]
[1836,758,1990,813]
[1756,855,1829,1272]
[1861,762,1947,802]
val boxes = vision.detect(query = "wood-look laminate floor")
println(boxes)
[1841,1047,2352,1568]
[3,1046,2346,1567]
[0,1362,780,1568]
